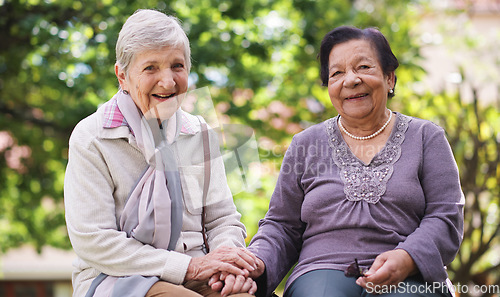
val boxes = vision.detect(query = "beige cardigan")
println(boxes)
[64,103,246,296]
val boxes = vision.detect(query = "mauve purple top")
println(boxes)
[248,112,464,296]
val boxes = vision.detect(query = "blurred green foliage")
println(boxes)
[1,0,499,290]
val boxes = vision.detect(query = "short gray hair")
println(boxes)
[116,9,191,74]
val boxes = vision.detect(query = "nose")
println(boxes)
[158,69,175,89]
[343,70,361,88]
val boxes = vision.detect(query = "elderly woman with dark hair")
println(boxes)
[64,9,258,297]
[244,26,464,297]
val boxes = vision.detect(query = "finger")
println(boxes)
[249,257,266,278]
[208,276,216,286]
[249,280,257,295]
[230,275,246,294]
[362,254,391,286]
[238,248,259,267]
[356,276,367,288]
[219,271,229,281]
[195,263,242,282]
[365,262,400,287]
[220,247,258,271]
[365,255,386,276]
[217,262,246,276]
[231,252,258,272]
[208,247,255,272]
[221,274,236,297]
[209,272,222,286]
[365,268,391,286]
[220,247,257,262]
[368,251,411,286]
[210,280,224,292]
[240,277,254,293]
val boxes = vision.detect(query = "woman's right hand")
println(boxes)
[184,246,259,282]
[208,257,265,296]
[222,257,265,296]
[209,272,257,297]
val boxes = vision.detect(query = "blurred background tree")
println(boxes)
[0,0,498,293]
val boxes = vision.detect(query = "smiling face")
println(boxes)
[115,46,188,120]
[327,38,394,123]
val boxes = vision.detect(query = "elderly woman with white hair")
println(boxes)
[64,9,258,297]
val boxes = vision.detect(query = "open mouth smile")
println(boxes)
[345,93,368,100]
[152,93,176,100]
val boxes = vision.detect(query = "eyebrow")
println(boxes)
[329,56,375,70]
[140,57,186,67]
[140,60,158,66]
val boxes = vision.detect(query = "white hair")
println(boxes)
[115,9,191,74]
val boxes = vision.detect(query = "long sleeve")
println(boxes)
[396,124,464,282]
[174,114,247,251]
[204,127,247,250]
[64,116,191,290]
[248,136,306,296]
[247,115,464,296]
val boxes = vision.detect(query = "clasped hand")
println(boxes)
[185,246,264,296]
[208,256,265,297]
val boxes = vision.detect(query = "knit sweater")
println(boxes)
[248,112,464,296]
[64,100,246,296]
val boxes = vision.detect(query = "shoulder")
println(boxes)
[69,100,128,148]
[291,119,330,144]
[69,108,103,148]
[403,113,442,130]
[400,113,446,138]
[282,120,332,161]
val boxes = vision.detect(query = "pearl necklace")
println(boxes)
[338,109,392,140]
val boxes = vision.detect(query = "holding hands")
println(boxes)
[208,257,265,296]
[209,272,257,296]
[185,246,264,296]
[185,246,258,282]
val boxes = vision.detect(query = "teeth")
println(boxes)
[154,94,175,99]
[348,94,366,99]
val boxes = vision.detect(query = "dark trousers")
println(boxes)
[284,269,452,297]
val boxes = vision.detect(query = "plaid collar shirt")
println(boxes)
[102,97,197,135]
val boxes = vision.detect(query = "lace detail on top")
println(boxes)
[326,113,410,204]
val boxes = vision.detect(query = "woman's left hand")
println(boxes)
[185,246,258,282]
[356,249,418,292]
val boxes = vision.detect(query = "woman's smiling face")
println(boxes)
[116,46,188,119]
[327,38,394,121]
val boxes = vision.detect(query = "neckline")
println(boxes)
[335,111,398,166]
[326,112,410,203]
[338,109,393,141]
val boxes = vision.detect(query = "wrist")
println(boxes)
[252,257,266,278]
[396,248,418,276]
[184,258,197,282]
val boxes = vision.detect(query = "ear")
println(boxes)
[115,63,128,91]
[386,71,395,89]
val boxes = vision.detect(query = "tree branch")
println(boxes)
[0,102,72,136]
